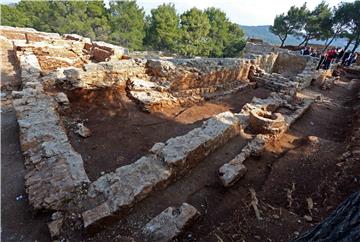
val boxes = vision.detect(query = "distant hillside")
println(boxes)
[240,25,350,48]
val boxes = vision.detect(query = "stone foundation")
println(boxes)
[82,111,240,228]
[12,49,89,210]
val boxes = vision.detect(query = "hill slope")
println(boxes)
[240,25,349,48]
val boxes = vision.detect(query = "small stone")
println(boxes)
[304,215,312,222]
[254,235,261,240]
[294,231,300,236]
[51,211,63,220]
[48,218,63,238]
[307,135,319,144]
[55,92,69,105]
[100,171,105,175]
[273,214,280,219]
[75,123,92,138]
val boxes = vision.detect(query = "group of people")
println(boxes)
[300,46,358,70]
[300,46,320,58]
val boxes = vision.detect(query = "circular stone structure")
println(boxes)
[249,109,286,134]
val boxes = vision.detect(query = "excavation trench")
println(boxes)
[59,85,270,181]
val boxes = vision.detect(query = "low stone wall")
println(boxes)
[0,26,61,42]
[62,60,147,89]
[219,94,315,187]
[12,49,89,210]
[12,38,89,73]
[147,58,254,91]
[82,111,240,228]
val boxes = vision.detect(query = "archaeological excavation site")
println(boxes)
[1,25,360,242]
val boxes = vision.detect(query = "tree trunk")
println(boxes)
[324,38,329,46]
[298,36,307,47]
[293,191,360,242]
[280,38,286,47]
[304,37,310,47]
[322,34,336,53]
[351,40,359,54]
[343,38,353,53]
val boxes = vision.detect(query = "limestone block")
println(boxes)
[249,110,286,134]
[158,111,241,174]
[142,203,200,242]
[83,155,172,228]
[219,135,268,187]
[82,111,240,228]
[92,41,128,61]
[48,218,63,238]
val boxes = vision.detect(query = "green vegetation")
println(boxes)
[2,0,358,55]
[0,0,245,57]
[270,0,360,52]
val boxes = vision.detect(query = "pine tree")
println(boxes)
[178,8,211,57]
[145,3,179,51]
[108,0,145,50]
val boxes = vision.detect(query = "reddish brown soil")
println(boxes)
[66,74,360,242]
[2,34,360,242]
[61,86,270,181]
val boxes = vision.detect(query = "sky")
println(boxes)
[2,0,353,26]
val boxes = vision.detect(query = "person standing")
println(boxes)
[323,47,336,70]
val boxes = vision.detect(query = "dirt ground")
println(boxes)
[1,35,360,242]
[60,86,270,181]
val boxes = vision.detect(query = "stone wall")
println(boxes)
[0,26,61,42]
[82,111,240,228]
[62,59,147,89]
[219,93,316,187]
[147,58,253,91]
[12,49,89,210]
[272,52,309,76]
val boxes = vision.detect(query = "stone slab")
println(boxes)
[142,203,200,242]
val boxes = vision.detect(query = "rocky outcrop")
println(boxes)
[12,49,89,210]
[142,203,200,242]
[82,111,240,228]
